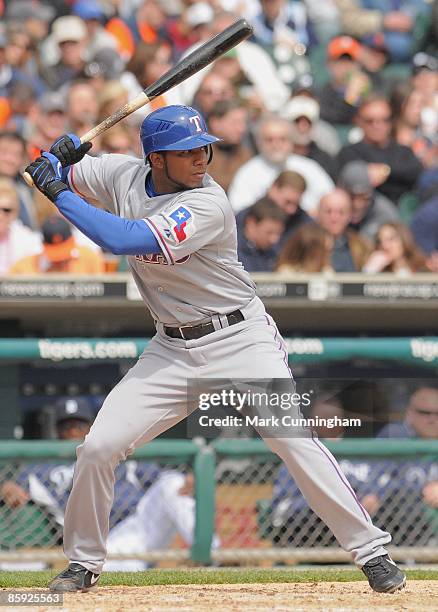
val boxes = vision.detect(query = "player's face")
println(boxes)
[157,146,209,192]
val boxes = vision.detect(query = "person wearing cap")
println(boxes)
[0,176,41,274]
[318,35,371,126]
[411,52,438,140]
[285,95,338,181]
[9,215,105,274]
[339,160,400,240]
[40,16,88,90]
[73,0,118,61]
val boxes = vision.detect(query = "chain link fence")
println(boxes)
[1,439,438,566]
[213,439,438,563]
[0,440,215,567]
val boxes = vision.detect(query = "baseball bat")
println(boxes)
[23,19,253,187]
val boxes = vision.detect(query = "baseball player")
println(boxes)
[25,105,405,594]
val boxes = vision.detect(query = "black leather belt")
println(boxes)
[164,309,244,340]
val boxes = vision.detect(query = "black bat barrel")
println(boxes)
[144,19,253,100]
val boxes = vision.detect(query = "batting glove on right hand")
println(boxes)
[50,133,92,167]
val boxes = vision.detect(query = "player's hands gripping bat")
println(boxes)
[23,18,253,186]
[51,133,92,167]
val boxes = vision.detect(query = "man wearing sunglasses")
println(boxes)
[338,95,423,205]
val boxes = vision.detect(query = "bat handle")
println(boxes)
[23,91,151,188]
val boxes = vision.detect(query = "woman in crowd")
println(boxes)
[363,222,429,275]
[275,224,333,274]
[390,83,437,169]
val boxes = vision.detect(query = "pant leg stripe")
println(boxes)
[312,433,370,522]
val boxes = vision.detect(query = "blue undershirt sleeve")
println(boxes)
[54,190,162,256]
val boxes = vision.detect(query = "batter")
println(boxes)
[25,105,405,595]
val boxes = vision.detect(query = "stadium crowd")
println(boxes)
[0,0,436,276]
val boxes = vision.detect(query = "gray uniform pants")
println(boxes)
[64,304,390,573]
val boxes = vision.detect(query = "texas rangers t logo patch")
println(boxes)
[169,206,192,242]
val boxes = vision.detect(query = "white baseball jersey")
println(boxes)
[68,155,256,325]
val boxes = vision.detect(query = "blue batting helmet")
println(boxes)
[140,105,220,158]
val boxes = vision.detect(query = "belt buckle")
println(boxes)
[178,324,193,340]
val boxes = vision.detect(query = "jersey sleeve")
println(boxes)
[143,193,225,264]
[67,155,119,214]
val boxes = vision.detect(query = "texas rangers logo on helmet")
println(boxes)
[169,206,192,243]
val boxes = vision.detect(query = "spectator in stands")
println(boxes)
[4,27,45,97]
[339,160,399,240]
[123,40,181,113]
[206,100,252,193]
[97,81,130,125]
[267,170,312,245]
[275,224,333,274]
[284,95,338,181]
[9,215,105,274]
[4,1,54,51]
[252,0,315,51]
[317,188,372,272]
[410,53,438,153]
[410,195,438,272]
[72,0,118,60]
[66,81,99,138]
[100,125,134,155]
[390,82,438,169]
[191,72,235,118]
[26,92,68,161]
[82,47,126,94]
[333,0,431,62]
[0,130,36,228]
[378,387,438,439]
[229,114,333,214]
[4,81,37,138]
[270,397,387,546]
[363,222,428,274]
[318,36,371,126]
[125,0,170,48]
[338,95,424,205]
[282,89,342,156]
[236,197,287,272]
[357,34,390,90]
[0,177,41,275]
[40,16,88,90]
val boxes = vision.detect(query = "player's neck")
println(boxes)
[150,169,186,195]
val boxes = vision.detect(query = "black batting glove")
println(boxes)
[50,133,92,167]
[25,153,69,202]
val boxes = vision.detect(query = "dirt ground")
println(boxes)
[11,580,437,612]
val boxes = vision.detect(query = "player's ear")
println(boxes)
[149,152,164,169]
